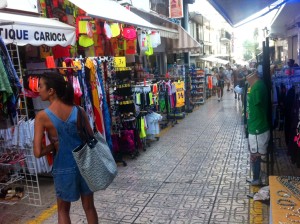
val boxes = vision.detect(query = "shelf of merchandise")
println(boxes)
[0,194,29,205]
[0,43,42,206]
[190,69,205,105]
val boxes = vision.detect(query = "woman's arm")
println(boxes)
[33,112,55,158]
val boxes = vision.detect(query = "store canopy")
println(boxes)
[130,7,179,39]
[68,0,156,29]
[155,25,179,39]
[167,26,202,54]
[201,56,229,65]
[0,12,75,46]
[208,0,278,26]
[270,1,300,38]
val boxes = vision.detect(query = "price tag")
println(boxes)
[114,57,126,68]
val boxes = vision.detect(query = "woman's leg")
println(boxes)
[220,84,224,98]
[217,86,220,99]
[81,193,98,224]
[57,198,71,224]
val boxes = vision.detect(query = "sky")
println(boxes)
[190,0,279,60]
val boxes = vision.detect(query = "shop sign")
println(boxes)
[169,0,183,18]
[114,57,126,68]
[0,25,75,47]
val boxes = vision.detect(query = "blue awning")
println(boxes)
[208,0,278,27]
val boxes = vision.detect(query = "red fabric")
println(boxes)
[122,27,136,40]
[45,56,55,68]
[52,45,71,59]
[74,95,81,105]
[125,40,136,55]
[53,0,58,7]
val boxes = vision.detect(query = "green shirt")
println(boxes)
[246,79,269,134]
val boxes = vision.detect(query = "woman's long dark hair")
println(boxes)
[40,72,74,105]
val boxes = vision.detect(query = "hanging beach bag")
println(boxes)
[144,34,153,56]
[122,26,136,40]
[73,106,118,191]
[110,23,121,38]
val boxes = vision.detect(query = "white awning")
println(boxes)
[166,25,202,54]
[200,56,229,65]
[68,0,157,29]
[0,12,76,47]
[129,8,179,39]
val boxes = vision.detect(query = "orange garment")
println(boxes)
[125,40,136,55]
[152,84,158,94]
[85,58,104,134]
[207,76,213,89]
[110,38,119,56]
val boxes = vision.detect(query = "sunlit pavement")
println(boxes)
[2,90,299,223]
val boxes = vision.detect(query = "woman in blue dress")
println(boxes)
[33,72,98,224]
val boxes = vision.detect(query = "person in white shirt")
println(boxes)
[225,64,233,91]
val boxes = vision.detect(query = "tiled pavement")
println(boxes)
[1,91,299,223]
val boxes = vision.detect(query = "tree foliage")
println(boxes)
[242,28,260,61]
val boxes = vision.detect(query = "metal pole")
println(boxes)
[182,1,190,66]
[263,38,273,179]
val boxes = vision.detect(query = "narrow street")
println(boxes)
[41,91,254,223]
[5,90,298,223]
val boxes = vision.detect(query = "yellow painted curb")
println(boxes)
[249,186,264,224]
[26,204,57,224]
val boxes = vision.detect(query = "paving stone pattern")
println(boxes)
[44,93,253,224]
[6,92,298,223]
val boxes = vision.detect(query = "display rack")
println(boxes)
[190,69,205,105]
[0,43,42,206]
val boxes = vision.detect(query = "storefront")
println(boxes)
[0,12,75,47]
[209,2,300,223]
[0,10,77,206]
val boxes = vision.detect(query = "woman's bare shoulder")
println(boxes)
[35,110,47,122]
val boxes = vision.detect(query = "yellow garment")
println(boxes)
[79,35,94,47]
[85,58,104,133]
[145,34,153,56]
[73,60,82,71]
[110,23,120,37]
[149,92,153,105]
[85,58,96,80]
[78,21,88,34]
[136,93,141,105]
[175,81,185,108]
[139,117,147,139]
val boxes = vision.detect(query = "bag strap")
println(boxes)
[76,106,93,142]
